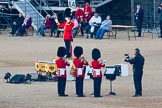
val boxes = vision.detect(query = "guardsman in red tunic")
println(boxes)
[73,46,89,97]
[55,47,70,97]
[63,17,74,58]
[83,2,92,22]
[91,48,105,97]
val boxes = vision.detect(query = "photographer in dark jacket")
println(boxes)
[125,48,145,97]
[157,3,162,38]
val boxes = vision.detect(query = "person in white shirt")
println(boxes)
[85,12,102,38]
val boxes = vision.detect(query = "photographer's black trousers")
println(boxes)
[57,78,66,95]
[133,71,143,95]
[75,77,84,96]
[93,78,102,97]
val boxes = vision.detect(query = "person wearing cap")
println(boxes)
[55,47,70,97]
[73,46,89,97]
[125,48,145,97]
[91,48,105,97]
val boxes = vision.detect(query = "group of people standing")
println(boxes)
[55,46,145,98]
[55,46,105,97]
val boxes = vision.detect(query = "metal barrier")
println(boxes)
[0,12,19,30]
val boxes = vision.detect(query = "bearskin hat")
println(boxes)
[64,8,71,17]
[92,48,101,60]
[57,47,66,57]
[85,0,90,4]
[74,46,83,58]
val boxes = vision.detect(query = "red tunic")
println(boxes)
[91,60,105,78]
[57,21,66,28]
[44,19,52,29]
[63,22,74,41]
[75,9,84,23]
[83,5,92,20]
[73,58,88,78]
[55,58,70,78]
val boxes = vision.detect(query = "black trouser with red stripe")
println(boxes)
[57,77,66,95]
[76,77,84,96]
[93,77,102,97]
[64,40,71,58]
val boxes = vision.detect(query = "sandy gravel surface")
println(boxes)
[0,31,162,108]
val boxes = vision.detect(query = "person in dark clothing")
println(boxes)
[16,15,32,36]
[64,8,71,18]
[135,4,144,37]
[157,3,162,38]
[50,14,58,37]
[10,13,24,35]
[125,48,145,97]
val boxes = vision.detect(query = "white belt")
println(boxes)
[92,69,101,76]
[77,68,83,75]
[57,68,65,76]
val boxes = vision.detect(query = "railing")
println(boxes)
[0,12,18,28]
[29,0,49,16]
[40,0,56,15]
[32,0,56,16]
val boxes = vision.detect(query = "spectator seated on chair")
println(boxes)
[95,15,112,39]
[16,15,32,36]
[85,12,101,38]
[72,17,79,38]
[56,21,66,37]
[36,15,52,36]
[9,13,24,36]
[50,14,58,37]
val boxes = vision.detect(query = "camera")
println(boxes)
[124,54,130,62]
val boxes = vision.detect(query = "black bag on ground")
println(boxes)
[10,74,25,84]
[30,73,47,81]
